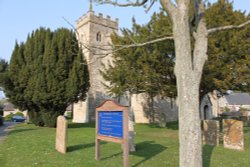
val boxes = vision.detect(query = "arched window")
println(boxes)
[96,32,101,42]
[204,105,209,120]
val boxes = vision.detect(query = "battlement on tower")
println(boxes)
[76,11,118,30]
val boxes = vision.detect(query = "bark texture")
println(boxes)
[161,0,207,166]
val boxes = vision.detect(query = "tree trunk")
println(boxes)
[119,91,136,152]
[177,83,202,167]
[170,4,207,166]
[128,92,136,152]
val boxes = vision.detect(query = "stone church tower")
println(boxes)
[72,3,178,123]
[72,4,118,122]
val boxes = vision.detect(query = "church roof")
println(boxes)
[224,93,250,105]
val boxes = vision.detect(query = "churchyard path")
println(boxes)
[0,121,18,144]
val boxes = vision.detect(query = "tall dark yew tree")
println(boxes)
[200,0,250,96]
[104,2,250,101]
[4,27,89,127]
[102,12,176,122]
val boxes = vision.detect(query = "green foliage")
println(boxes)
[103,1,249,101]
[224,106,231,112]
[2,27,89,127]
[102,12,176,122]
[201,0,250,96]
[66,111,72,119]
[0,58,8,89]
[102,11,176,98]
[28,111,44,126]
[0,115,3,126]
[240,107,249,112]
[0,59,8,73]
[41,111,60,128]
[0,108,3,116]
[3,112,24,121]
[4,113,13,121]
[13,112,24,117]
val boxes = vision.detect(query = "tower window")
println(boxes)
[96,32,101,42]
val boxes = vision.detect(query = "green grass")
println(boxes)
[0,122,250,167]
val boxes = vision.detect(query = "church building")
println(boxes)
[72,3,178,124]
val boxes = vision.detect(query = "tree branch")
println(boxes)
[98,0,149,7]
[160,0,177,16]
[145,0,155,13]
[62,17,97,55]
[193,18,208,75]
[94,35,174,59]
[193,1,208,77]
[208,20,250,34]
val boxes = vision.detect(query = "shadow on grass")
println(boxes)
[146,121,178,130]
[68,141,107,152]
[8,128,35,135]
[203,145,215,167]
[101,152,122,160]
[166,121,179,130]
[131,141,167,167]
[68,143,94,152]
[68,123,95,129]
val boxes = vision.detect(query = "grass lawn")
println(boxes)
[0,121,250,167]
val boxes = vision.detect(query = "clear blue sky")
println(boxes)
[0,0,249,62]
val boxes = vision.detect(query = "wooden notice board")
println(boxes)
[95,100,129,167]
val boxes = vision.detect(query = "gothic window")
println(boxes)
[96,32,101,42]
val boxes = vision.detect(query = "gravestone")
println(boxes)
[223,119,244,150]
[55,116,67,153]
[203,120,219,146]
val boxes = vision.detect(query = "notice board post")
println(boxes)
[95,100,129,167]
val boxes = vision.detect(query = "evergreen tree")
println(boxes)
[103,11,176,96]
[3,27,89,127]
[201,0,250,96]
[104,2,250,104]
[0,59,8,73]
[0,58,9,89]
[102,11,176,121]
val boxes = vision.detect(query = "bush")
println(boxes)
[41,111,60,128]
[4,112,25,121]
[240,107,249,112]
[29,111,44,127]
[66,111,72,119]
[224,107,231,112]
[0,108,3,116]
[28,111,61,127]
[4,113,14,121]
[0,116,3,126]
[14,112,24,117]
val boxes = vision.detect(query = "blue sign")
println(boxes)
[98,111,123,138]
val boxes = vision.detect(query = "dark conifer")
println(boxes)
[3,27,89,127]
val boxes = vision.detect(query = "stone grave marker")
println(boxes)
[55,115,67,153]
[223,119,244,150]
[203,120,219,146]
